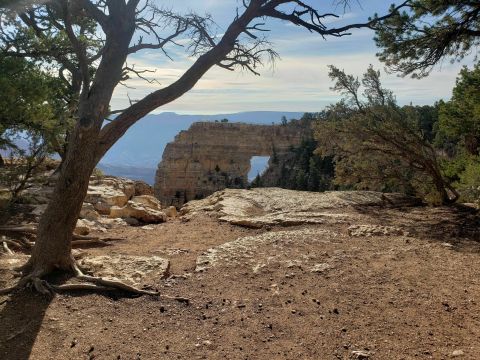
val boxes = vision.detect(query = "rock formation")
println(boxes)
[22,175,168,234]
[154,122,309,207]
[181,187,421,228]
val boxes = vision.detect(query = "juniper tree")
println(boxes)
[315,65,458,204]
[0,0,409,295]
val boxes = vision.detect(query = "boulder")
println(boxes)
[165,206,177,218]
[134,180,154,196]
[92,176,135,199]
[80,202,100,220]
[93,201,112,215]
[85,185,129,214]
[131,195,162,211]
[109,201,167,223]
[74,218,108,234]
[74,219,92,235]
[124,217,141,226]
[96,217,128,228]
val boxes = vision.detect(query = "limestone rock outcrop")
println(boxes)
[134,180,154,196]
[154,122,309,207]
[131,195,162,211]
[181,188,421,228]
[25,175,165,226]
[80,203,101,220]
[109,200,167,223]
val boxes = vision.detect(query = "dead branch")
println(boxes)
[71,239,108,248]
[0,226,123,247]
[1,237,23,249]
[0,225,37,233]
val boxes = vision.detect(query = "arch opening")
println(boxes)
[248,156,270,182]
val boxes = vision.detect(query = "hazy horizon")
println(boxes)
[110,0,476,115]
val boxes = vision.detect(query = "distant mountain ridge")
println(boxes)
[98,111,304,184]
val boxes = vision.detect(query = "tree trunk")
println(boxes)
[27,125,99,276]
[19,2,136,278]
[431,172,455,205]
[0,153,4,167]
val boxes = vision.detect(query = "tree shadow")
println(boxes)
[352,204,480,253]
[0,290,51,360]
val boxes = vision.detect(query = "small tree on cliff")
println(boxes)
[315,66,458,204]
[0,0,409,295]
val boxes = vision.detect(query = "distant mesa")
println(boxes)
[154,121,310,207]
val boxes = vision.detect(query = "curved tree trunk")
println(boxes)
[27,124,100,276]
[24,3,136,277]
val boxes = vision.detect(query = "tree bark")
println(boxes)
[27,124,100,275]
[24,1,136,277]
[0,153,4,167]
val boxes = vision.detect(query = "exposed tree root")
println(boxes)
[2,238,24,249]
[72,235,123,242]
[70,262,159,295]
[0,226,123,250]
[0,275,31,295]
[71,239,108,247]
[0,225,37,233]
[2,241,14,255]
[0,260,190,303]
[50,283,112,292]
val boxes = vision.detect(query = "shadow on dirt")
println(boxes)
[354,204,480,253]
[0,290,51,360]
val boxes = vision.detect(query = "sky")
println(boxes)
[110,0,477,115]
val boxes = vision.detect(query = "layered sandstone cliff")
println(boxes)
[154,122,309,207]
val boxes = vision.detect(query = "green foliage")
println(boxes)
[437,63,480,155]
[0,134,48,202]
[0,55,71,157]
[266,137,335,192]
[91,167,105,178]
[455,157,480,203]
[250,173,263,188]
[375,1,480,77]
[315,65,457,204]
[435,63,480,202]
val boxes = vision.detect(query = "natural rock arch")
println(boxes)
[154,122,309,207]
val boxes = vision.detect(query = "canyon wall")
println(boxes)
[154,122,309,207]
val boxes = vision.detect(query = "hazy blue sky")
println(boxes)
[110,0,477,114]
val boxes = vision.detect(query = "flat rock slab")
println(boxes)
[348,224,408,237]
[196,228,341,273]
[79,254,170,286]
[222,212,351,228]
[182,188,420,227]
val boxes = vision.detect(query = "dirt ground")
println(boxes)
[1,205,480,360]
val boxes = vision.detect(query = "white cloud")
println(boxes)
[111,50,474,114]
[110,1,477,114]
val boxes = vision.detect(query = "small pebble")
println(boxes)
[452,350,464,357]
